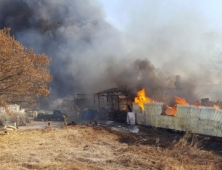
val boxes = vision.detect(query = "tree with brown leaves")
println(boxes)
[0,28,52,104]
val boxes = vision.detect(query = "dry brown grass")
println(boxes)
[0,125,221,170]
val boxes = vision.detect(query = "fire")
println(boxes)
[134,89,152,110]
[134,90,220,114]
[193,102,201,106]
[162,105,177,116]
[174,96,189,105]
[165,96,188,116]
[213,104,220,109]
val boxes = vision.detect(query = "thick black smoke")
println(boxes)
[0,0,123,96]
[0,0,163,97]
[0,0,75,96]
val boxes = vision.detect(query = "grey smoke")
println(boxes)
[0,0,221,105]
[0,0,122,96]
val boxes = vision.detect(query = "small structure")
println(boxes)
[0,104,28,127]
[94,88,132,121]
[65,88,133,122]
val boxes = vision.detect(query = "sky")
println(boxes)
[94,0,222,100]
[96,0,222,73]
[98,0,222,32]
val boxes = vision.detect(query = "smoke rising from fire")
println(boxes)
[0,0,221,104]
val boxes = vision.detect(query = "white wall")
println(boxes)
[133,102,222,137]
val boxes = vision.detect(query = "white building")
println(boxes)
[0,104,27,126]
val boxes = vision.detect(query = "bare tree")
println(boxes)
[0,28,52,104]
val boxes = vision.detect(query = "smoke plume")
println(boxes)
[0,0,221,106]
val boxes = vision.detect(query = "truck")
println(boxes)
[35,110,67,121]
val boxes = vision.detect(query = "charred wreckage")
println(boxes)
[60,75,222,138]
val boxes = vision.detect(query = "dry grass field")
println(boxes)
[0,124,222,170]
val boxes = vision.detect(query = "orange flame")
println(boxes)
[174,96,189,105]
[213,104,220,109]
[194,102,201,106]
[165,96,188,116]
[162,105,177,116]
[134,89,152,110]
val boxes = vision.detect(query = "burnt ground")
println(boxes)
[0,122,222,170]
[106,125,222,156]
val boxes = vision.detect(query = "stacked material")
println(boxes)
[133,102,222,137]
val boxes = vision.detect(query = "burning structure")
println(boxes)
[0,0,221,139]
[133,88,222,137]
[61,88,132,122]
[94,88,132,121]
[60,74,222,132]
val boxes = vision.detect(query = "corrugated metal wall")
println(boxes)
[133,102,222,137]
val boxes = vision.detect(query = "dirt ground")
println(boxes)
[0,122,222,170]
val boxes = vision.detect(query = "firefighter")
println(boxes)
[63,114,67,126]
